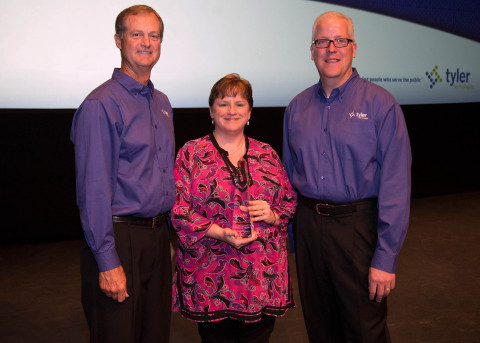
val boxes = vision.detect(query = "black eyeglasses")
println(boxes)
[312,38,354,48]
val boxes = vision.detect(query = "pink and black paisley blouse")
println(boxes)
[171,133,297,322]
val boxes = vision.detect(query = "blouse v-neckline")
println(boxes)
[209,132,251,192]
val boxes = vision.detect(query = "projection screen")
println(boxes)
[0,0,479,108]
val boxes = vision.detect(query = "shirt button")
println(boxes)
[322,152,327,156]
[321,176,325,180]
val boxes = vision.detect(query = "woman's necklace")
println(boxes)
[213,131,245,157]
[228,141,245,156]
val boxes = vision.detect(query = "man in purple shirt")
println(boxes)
[71,5,174,342]
[283,11,411,343]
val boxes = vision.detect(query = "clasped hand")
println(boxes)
[240,199,274,225]
[206,200,274,249]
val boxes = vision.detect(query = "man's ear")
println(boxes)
[114,34,122,50]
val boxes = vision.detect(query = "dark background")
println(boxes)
[2,102,480,244]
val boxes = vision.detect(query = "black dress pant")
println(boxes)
[81,220,172,343]
[197,315,276,343]
[294,201,390,343]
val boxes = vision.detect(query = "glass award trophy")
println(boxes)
[231,159,254,238]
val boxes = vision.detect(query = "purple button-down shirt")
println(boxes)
[71,69,175,272]
[283,69,411,273]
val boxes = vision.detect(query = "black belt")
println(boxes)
[299,194,377,216]
[112,214,166,228]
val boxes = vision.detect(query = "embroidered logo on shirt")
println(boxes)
[161,109,169,118]
[348,111,368,120]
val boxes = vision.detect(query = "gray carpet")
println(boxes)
[1,191,479,342]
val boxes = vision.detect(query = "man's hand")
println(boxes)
[99,265,129,303]
[368,267,395,302]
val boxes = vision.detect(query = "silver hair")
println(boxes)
[311,11,355,41]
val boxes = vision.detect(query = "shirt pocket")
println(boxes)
[333,117,377,165]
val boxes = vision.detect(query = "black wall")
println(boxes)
[2,102,479,244]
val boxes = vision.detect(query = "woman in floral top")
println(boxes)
[171,74,297,342]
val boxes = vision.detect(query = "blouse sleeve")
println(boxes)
[264,146,297,232]
[171,142,213,248]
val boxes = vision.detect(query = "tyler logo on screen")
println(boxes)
[426,65,472,89]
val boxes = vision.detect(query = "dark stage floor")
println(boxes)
[1,191,479,342]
